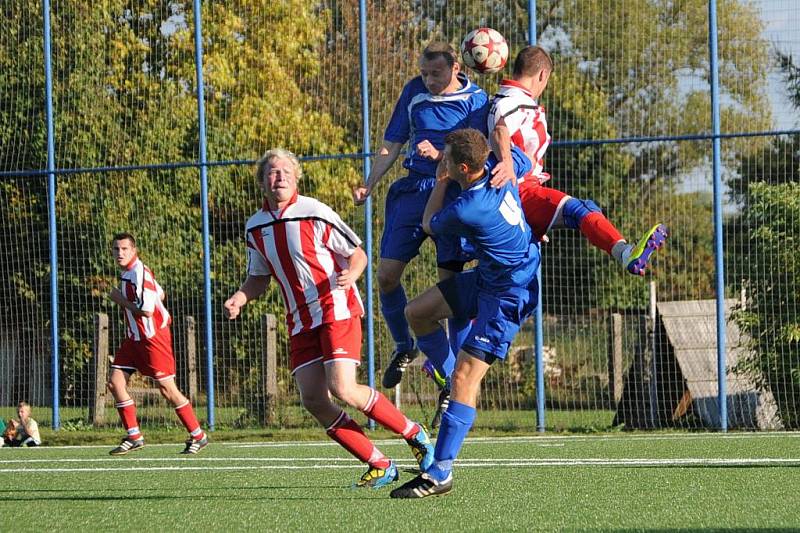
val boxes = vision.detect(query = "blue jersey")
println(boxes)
[429,147,539,289]
[384,73,489,179]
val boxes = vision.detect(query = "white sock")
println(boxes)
[611,240,630,265]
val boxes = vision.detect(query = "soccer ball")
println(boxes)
[460,27,509,74]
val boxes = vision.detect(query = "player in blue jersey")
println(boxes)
[389,128,540,499]
[353,42,489,394]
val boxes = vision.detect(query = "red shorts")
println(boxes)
[112,327,176,382]
[519,179,570,241]
[289,317,362,374]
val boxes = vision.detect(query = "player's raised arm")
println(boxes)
[353,141,404,205]
[489,117,516,188]
[422,178,451,236]
[224,275,270,320]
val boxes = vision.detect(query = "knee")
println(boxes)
[377,272,399,294]
[404,300,423,329]
[451,365,477,399]
[327,382,359,408]
[300,391,331,415]
[562,198,603,229]
[107,378,124,396]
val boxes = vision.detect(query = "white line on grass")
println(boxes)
[1,457,799,473]
[28,431,800,451]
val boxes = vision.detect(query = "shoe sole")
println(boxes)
[627,224,668,276]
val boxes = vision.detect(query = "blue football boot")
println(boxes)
[406,424,435,472]
[354,461,399,489]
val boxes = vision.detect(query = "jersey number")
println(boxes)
[499,191,525,231]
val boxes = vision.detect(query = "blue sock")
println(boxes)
[416,328,455,380]
[447,318,470,362]
[427,400,476,481]
[379,285,413,352]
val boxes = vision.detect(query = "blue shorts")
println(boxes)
[380,176,470,268]
[438,270,538,362]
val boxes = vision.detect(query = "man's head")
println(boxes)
[443,128,490,186]
[256,149,302,208]
[419,41,461,95]
[110,232,137,269]
[513,45,553,99]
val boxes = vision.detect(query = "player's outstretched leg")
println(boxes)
[624,223,668,276]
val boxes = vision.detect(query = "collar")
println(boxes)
[500,79,533,97]
[124,255,139,271]
[263,191,299,219]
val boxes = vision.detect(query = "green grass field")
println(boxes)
[2,432,799,531]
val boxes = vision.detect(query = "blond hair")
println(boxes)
[255,148,302,185]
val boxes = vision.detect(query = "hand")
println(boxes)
[108,287,125,305]
[335,269,359,289]
[416,140,440,161]
[353,185,370,205]
[223,295,243,320]
[489,160,517,188]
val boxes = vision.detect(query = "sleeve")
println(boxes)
[493,97,525,135]
[383,80,415,144]
[321,203,362,257]
[246,229,272,277]
[121,265,146,310]
[511,146,533,179]
[429,199,469,238]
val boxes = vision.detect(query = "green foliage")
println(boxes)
[733,181,800,427]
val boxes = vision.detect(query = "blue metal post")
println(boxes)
[358,0,376,430]
[192,0,215,430]
[42,0,59,429]
[708,0,727,432]
[528,0,545,433]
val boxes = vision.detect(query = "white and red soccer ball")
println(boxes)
[460,27,509,74]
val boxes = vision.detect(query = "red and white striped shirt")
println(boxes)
[119,257,170,341]
[245,194,364,337]
[488,79,552,184]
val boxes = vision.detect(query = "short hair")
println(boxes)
[422,41,458,68]
[111,232,136,247]
[255,148,303,184]
[513,45,553,78]
[444,128,490,173]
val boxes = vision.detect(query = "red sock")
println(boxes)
[579,212,625,255]
[326,411,390,468]
[115,399,143,440]
[361,388,418,439]
[175,401,205,440]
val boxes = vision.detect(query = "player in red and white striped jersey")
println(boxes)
[107,233,208,455]
[224,149,434,489]
[488,45,667,276]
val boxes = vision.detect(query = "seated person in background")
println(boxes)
[5,402,41,447]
